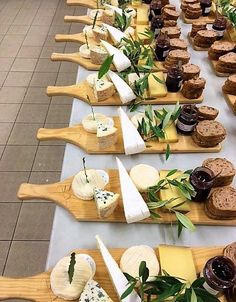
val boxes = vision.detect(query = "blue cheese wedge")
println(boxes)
[93,25,108,43]
[94,187,119,218]
[90,45,108,65]
[79,280,113,302]
[93,79,115,101]
[97,123,118,149]
[79,44,91,59]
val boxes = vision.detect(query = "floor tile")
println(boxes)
[51,95,73,105]
[0,146,4,158]
[32,15,54,26]
[0,87,27,103]
[0,43,21,57]
[30,72,57,87]
[27,25,49,35]
[40,45,64,58]
[33,145,65,171]
[0,58,14,71]
[0,123,13,144]
[17,46,42,59]
[29,171,61,184]
[14,202,55,240]
[48,24,70,35]
[23,34,47,47]
[0,172,29,202]
[2,34,25,46]
[0,104,20,122]
[16,104,48,123]
[4,72,33,87]
[59,62,78,73]
[23,87,50,104]
[0,203,21,240]
[0,241,10,275]
[4,241,49,277]
[40,123,67,146]
[0,146,37,171]
[64,46,78,53]
[35,59,60,73]
[44,35,66,47]
[69,23,84,34]
[8,123,42,145]
[0,72,8,86]
[0,24,10,35]
[11,58,37,72]
[46,104,72,123]
[7,25,30,35]
[56,72,77,86]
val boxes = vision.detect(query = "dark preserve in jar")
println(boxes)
[166,64,183,92]
[212,16,227,40]
[155,32,170,61]
[203,256,236,296]
[149,0,162,21]
[176,105,198,135]
[189,167,214,201]
[200,0,212,16]
[151,15,164,37]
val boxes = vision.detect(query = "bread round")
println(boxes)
[224,242,236,266]
[197,106,219,120]
[195,120,226,139]
[129,164,159,192]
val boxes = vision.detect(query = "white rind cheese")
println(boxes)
[79,44,91,59]
[83,25,98,38]
[118,107,146,155]
[94,187,119,218]
[96,235,142,302]
[86,73,109,88]
[129,164,160,192]
[97,123,118,149]
[94,78,115,101]
[108,71,136,104]
[105,4,123,15]
[116,157,150,223]
[77,254,97,276]
[101,40,131,72]
[89,9,103,20]
[82,113,114,133]
[79,279,113,302]
[90,45,108,65]
[102,23,126,44]
[93,26,108,43]
[120,245,160,280]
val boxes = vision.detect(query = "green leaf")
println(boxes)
[191,277,205,288]
[194,288,220,302]
[68,252,76,284]
[120,282,136,300]
[165,143,171,160]
[150,210,161,219]
[166,169,178,178]
[92,10,99,29]
[177,220,183,237]
[162,111,172,129]
[98,55,114,79]
[152,74,164,84]
[175,212,196,232]
[124,272,137,282]
[191,288,197,302]
[139,261,146,277]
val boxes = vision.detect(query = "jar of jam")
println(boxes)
[149,0,162,21]
[151,15,164,37]
[212,16,227,40]
[165,64,183,92]
[176,105,198,135]
[200,0,212,16]
[155,32,170,61]
[189,167,214,201]
[203,256,236,296]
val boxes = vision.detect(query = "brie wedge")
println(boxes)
[93,78,115,101]
[101,40,131,72]
[89,9,103,20]
[82,112,114,133]
[97,123,118,149]
[94,187,119,218]
[116,157,150,223]
[129,164,159,192]
[118,107,146,155]
[86,73,109,88]
[108,71,136,104]
[96,235,142,302]
[102,23,126,44]
[79,44,91,59]
[79,280,113,302]
[72,169,108,200]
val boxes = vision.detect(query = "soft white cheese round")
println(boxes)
[120,245,160,280]
[89,9,103,20]
[129,164,159,192]
[77,254,96,276]
[125,7,137,18]
[82,113,114,133]
[79,44,91,59]
[131,113,160,128]
[83,25,99,38]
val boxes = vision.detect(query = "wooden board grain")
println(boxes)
[46,81,204,105]
[0,247,226,302]
[55,32,100,45]
[67,0,97,8]
[17,169,236,226]
[223,92,236,115]
[36,117,221,154]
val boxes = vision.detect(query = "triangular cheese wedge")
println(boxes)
[116,157,150,223]
[97,123,118,149]
[102,23,126,44]
[93,78,115,101]
[79,279,113,301]
[96,235,142,302]
[94,187,119,218]
[118,107,146,155]
[105,4,123,15]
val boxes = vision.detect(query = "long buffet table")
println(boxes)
[46,0,236,269]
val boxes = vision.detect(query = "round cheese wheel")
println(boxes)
[77,254,96,275]
[125,7,137,18]
[120,245,160,280]
[82,113,114,133]
[83,25,99,38]
[129,164,159,192]
[79,44,91,59]
[89,9,103,20]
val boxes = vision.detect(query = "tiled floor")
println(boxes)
[0,0,86,285]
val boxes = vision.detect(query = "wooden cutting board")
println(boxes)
[67,0,97,8]
[36,117,221,154]
[17,169,236,226]
[0,247,226,302]
[46,81,204,105]
[55,32,99,45]
[223,92,236,115]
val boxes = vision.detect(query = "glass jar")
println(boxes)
[176,105,198,135]
[166,64,183,92]
[151,15,164,37]
[149,0,162,21]
[189,167,214,201]
[155,32,170,61]
[212,16,227,40]
[203,256,236,296]
[200,0,212,16]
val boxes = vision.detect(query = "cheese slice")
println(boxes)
[159,170,191,212]
[148,72,167,97]
[79,280,113,302]
[79,44,91,59]
[93,26,108,42]
[116,157,150,223]
[86,73,109,88]
[94,187,119,218]
[158,245,197,284]
[102,23,126,44]
[118,107,146,155]
[136,6,149,25]
[108,71,136,104]
[159,121,178,143]
[97,123,118,149]
[82,113,113,133]
[93,78,115,101]
[101,40,131,72]
[129,164,159,192]
[89,9,103,20]
[136,25,150,43]
[83,25,98,38]
[96,235,142,302]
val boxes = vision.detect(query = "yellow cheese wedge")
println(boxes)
[159,170,191,212]
[158,245,197,284]
[138,46,151,66]
[159,121,178,143]
[148,72,167,98]
[136,6,149,25]
[136,25,150,43]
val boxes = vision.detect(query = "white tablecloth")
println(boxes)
[46,2,236,269]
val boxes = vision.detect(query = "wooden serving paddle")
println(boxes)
[223,92,236,115]
[64,15,102,25]
[55,33,93,45]
[67,0,97,8]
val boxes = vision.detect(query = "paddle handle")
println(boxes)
[51,52,72,61]
[64,15,85,23]
[46,85,76,97]
[37,127,69,141]
[17,182,57,201]
[55,33,79,42]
